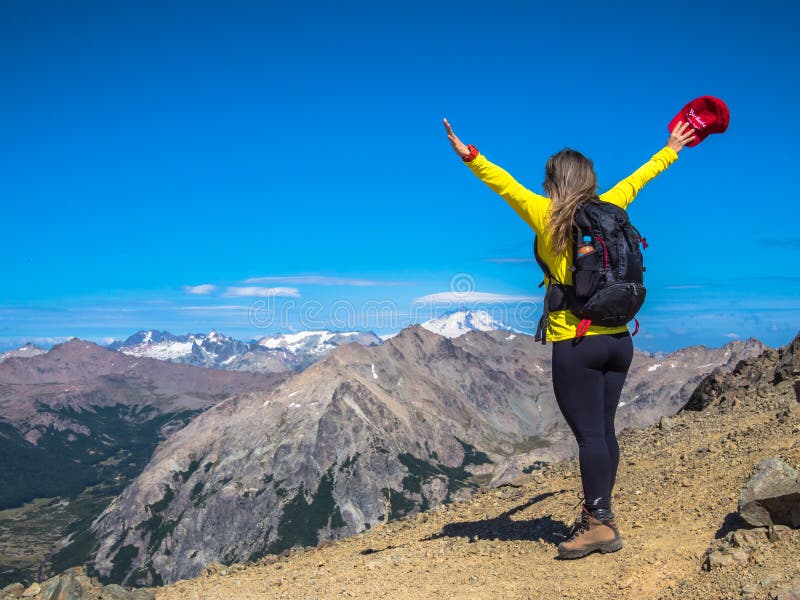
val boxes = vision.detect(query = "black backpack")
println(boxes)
[534,198,647,343]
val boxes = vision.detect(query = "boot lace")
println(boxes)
[563,493,590,540]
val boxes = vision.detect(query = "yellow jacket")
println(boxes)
[465,146,679,342]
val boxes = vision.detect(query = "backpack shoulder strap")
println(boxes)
[533,236,558,284]
[533,236,570,345]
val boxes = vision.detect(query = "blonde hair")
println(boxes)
[543,149,598,256]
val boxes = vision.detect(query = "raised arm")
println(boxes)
[601,121,696,209]
[444,118,549,235]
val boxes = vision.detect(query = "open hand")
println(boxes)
[667,121,696,153]
[443,118,470,158]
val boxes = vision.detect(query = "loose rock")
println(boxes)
[203,562,227,577]
[706,550,736,569]
[738,458,800,527]
[659,416,675,430]
[767,524,793,542]
[774,576,800,600]
[1,583,25,599]
[103,583,137,600]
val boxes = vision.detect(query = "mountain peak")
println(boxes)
[0,342,47,363]
[109,330,178,349]
[420,308,515,338]
[50,338,107,354]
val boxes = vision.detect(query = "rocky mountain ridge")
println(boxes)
[0,339,279,439]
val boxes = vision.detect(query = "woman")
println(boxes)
[444,117,696,559]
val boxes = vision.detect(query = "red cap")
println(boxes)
[668,96,730,147]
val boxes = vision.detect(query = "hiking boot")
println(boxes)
[557,508,622,559]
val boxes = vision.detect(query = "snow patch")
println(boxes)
[121,340,194,360]
[421,309,515,339]
[371,364,378,380]
[647,363,662,372]
[258,330,357,352]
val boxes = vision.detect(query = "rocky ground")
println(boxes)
[134,348,800,599]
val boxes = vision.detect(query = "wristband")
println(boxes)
[462,144,479,162]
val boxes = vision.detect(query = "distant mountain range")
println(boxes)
[101,309,517,373]
[0,311,521,375]
[108,329,381,374]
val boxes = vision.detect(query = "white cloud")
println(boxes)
[224,287,301,298]
[184,284,217,295]
[0,336,70,351]
[724,332,740,339]
[413,291,540,304]
[244,275,408,287]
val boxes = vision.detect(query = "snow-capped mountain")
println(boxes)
[0,343,46,363]
[110,329,382,373]
[256,330,381,355]
[421,309,518,339]
[111,330,247,362]
[109,330,194,361]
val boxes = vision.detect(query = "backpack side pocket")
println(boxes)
[573,251,602,298]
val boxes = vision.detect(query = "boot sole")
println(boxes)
[557,537,622,560]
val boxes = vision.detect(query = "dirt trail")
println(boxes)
[152,383,800,600]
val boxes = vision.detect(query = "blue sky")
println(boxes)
[2,0,799,352]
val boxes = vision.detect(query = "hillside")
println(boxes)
[0,340,282,587]
[147,333,800,600]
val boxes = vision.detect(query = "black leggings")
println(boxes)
[551,332,633,512]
